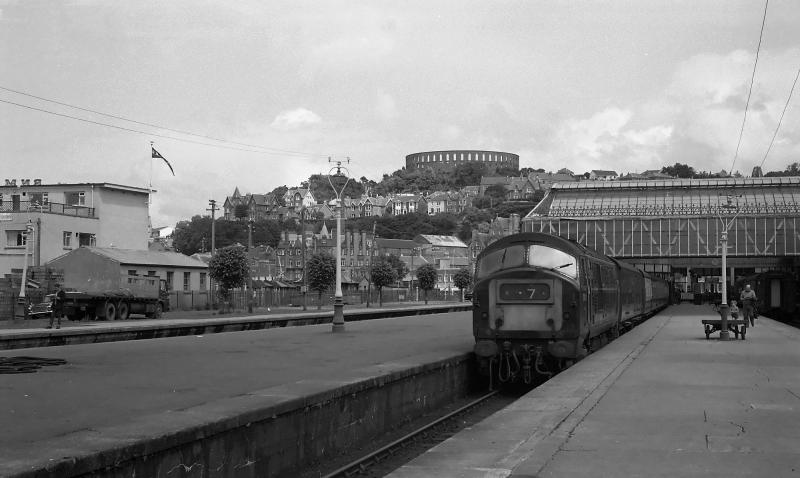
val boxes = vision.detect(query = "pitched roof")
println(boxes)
[87,247,208,268]
[415,235,468,248]
[376,238,418,250]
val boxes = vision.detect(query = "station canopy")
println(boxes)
[527,177,800,219]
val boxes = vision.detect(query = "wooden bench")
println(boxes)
[701,319,748,340]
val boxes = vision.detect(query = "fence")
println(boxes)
[166,287,467,312]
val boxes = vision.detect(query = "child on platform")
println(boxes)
[729,300,739,320]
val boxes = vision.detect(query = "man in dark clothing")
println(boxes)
[740,284,758,327]
[47,285,66,329]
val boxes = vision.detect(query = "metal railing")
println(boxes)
[0,200,96,218]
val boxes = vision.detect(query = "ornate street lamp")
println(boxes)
[328,158,351,333]
[717,195,741,341]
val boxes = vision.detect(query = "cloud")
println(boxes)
[652,48,800,173]
[375,90,397,121]
[270,108,322,131]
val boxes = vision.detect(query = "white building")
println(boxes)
[0,179,152,276]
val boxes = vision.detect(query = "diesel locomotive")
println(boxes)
[472,232,670,386]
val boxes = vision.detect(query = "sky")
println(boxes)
[2,0,800,229]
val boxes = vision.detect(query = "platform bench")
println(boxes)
[701,319,748,340]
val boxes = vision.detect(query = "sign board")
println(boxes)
[0,213,12,222]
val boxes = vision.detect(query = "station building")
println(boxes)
[522,177,800,298]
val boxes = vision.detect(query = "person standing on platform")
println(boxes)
[740,284,757,327]
[47,284,66,329]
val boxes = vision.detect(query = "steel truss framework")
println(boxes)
[524,216,800,259]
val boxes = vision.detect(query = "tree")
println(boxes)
[385,254,408,284]
[453,268,473,301]
[208,245,249,312]
[270,186,288,206]
[661,162,695,178]
[173,215,213,255]
[415,264,438,305]
[454,163,488,188]
[484,184,508,203]
[369,258,397,307]
[307,174,365,204]
[306,252,335,309]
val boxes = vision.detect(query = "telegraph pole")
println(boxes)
[207,199,217,309]
[328,157,351,332]
[366,221,376,308]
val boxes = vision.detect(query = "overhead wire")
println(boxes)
[729,0,769,175]
[0,86,331,158]
[759,67,800,169]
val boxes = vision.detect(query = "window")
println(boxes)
[183,272,190,291]
[128,270,137,276]
[6,230,26,247]
[200,273,207,290]
[63,231,72,248]
[166,271,174,291]
[77,233,96,246]
[66,191,86,206]
[147,271,156,276]
[30,192,49,206]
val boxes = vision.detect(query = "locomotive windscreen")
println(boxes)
[528,245,577,278]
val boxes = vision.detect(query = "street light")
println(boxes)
[328,157,351,333]
[717,195,741,341]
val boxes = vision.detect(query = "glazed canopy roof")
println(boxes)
[526,177,800,218]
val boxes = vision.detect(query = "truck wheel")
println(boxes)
[103,301,117,321]
[117,301,130,320]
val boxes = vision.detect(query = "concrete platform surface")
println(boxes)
[0,302,471,350]
[389,304,800,478]
[0,310,472,476]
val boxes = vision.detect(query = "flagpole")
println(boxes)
[149,141,154,208]
[148,141,154,238]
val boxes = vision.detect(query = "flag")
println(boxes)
[151,147,175,176]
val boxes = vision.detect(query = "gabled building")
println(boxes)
[479,175,538,200]
[222,187,279,221]
[386,194,427,215]
[589,170,619,181]
[413,235,468,259]
[360,196,388,217]
[283,187,315,211]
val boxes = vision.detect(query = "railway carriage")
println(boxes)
[472,232,669,385]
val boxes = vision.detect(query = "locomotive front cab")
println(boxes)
[472,238,584,383]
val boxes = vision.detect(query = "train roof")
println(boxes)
[478,232,614,263]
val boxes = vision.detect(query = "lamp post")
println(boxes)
[717,195,741,341]
[207,199,217,309]
[328,157,351,333]
[247,218,254,313]
[301,207,307,311]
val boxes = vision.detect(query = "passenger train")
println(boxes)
[472,232,670,386]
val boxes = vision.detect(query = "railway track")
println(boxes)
[300,390,516,478]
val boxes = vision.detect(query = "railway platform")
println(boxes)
[389,303,800,477]
[0,309,474,477]
[0,302,470,350]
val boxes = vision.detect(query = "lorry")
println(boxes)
[62,275,167,321]
[47,249,168,321]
